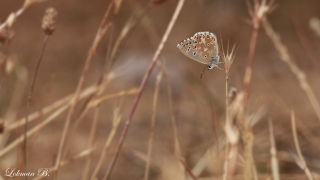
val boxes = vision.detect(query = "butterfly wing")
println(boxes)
[177,31,219,65]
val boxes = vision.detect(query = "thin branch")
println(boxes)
[291,110,314,180]
[269,119,280,180]
[24,34,49,174]
[144,71,162,180]
[54,3,113,173]
[103,0,185,179]
[263,19,320,122]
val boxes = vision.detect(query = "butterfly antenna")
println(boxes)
[200,65,207,79]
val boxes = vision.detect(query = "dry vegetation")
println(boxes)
[0,0,320,179]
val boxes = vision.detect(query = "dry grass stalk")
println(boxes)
[164,69,181,158]
[0,0,44,31]
[113,0,123,15]
[309,17,320,37]
[241,1,275,179]
[243,0,275,101]
[223,91,242,180]
[210,102,220,174]
[291,110,314,180]
[291,18,320,73]
[62,73,115,159]
[180,159,198,180]
[5,85,98,132]
[131,150,160,170]
[33,148,95,180]
[144,71,162,180]
[104,0,185,179]
[106,1,153,72]
[263,19,320,122]
[0,67,27,149]
[63,0,142,157]
[82,106,100,180]
[199,173,317,180]
[63,6,143,157]
[62,87,138,160]
[160,158,185,180]
[268,119,280,180]
[23,7,57,173]
[191,139,226,177]
[263,79,320,151]
[54,2,113,173]
[0,104,68,158]
[89,88,139,108]
[90,106,121,180]
[221,40,236,180]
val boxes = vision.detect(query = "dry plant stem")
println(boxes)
[24,34,49,174]
[54,3,113,172]
[108,2,153,70]
[222,143,230,180]
[62,76,111,160]
[82,106,100,180]
[164,70,181,157]
[0,88,137,159]
[192,140,226,177]
[244,132,257,180]
[291,111,314,180]
[223,65,230,180]
[90,107,121,180]
[34,148,95,180]
[210,102,220,174]
[242,1,275,178]
[243,0,275,105]
[0,0,40,30]
[0,68,27,149]
[291,18,320,73]
[104,0,185,179]
[180,159,198,180]
[0,105,68,158]
[6,85,98,132]
[243,25,259,107]
[64,87,138,160]
[27,75,54,161]
[263,19,320,122]
[268,119,280,180]
[144,71,162,180]
[264,80,320,151]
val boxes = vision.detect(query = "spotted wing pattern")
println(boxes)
[177,31,219,65]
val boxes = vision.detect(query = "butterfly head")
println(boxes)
[207,54,220,70]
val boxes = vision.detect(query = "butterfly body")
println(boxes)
[177,31,220,70]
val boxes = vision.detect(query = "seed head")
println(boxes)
[221,42,237,75]
[42,8,57,35]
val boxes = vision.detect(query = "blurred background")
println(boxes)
[1,0,320,179]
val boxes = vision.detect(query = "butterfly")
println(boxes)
[177,31,222,78]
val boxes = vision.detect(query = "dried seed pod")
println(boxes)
[42,8,57,35]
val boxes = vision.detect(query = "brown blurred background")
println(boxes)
[1,0,320,179]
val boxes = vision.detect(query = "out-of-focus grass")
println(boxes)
[0,0,320,179]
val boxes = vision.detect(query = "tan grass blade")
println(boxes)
[263,19,320,122]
